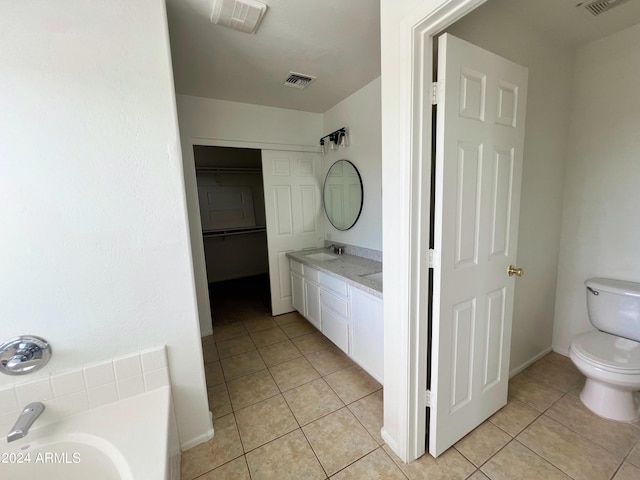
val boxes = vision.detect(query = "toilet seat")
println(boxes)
[571,331,640,374]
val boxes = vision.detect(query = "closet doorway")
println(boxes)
[194,145,271,325]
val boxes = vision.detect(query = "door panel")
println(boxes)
[455,142,482,268]
[262,150,324,316]
[429,33,528,457]
[483,287,506,390]
[489,148,514,257]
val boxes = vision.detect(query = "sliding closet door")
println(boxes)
[262,150,324,316]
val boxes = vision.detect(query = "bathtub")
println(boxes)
[0,386,180,479]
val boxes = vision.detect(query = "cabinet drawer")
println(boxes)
[290,259,303,275]
[320,289,349,319]
[320,272,348,297]
[303,265,320,283]
[321,308,350,354]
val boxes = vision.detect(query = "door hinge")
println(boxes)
[431,81,440,105]
[428,249,439,269]
[425,389,432,408]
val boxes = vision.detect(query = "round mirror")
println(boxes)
[323,160,363,231]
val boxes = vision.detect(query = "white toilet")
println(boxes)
[569,277,640,422]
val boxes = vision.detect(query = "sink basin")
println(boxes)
[360,271,383,282]
[304,252,339,261]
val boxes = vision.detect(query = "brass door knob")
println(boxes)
[507,265,524,277]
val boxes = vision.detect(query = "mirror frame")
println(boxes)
[323,159,364,231]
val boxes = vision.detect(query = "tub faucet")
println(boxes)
[7,402,45,443]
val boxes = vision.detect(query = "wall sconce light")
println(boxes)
[319,127,348,156]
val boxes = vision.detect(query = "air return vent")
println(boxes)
[210,0,268,34]
[577,0,632,16]
[283,72,317,89]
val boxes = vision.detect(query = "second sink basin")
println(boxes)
[360,271,383,283]
[304,252,339,261]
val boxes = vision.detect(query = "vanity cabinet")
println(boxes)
[289,258,383,383]
[304,275,321,330]
[291,266,304,315]
[350,286,383,383]
[290,260,321,330]
[320,272,350,354]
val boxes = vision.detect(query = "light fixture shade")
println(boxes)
[339,130,349,148]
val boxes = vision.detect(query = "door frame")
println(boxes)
[181,135,317,337]
[381,0,488,463]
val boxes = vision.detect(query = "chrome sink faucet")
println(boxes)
[7,402,45,442]
[327,244,345,255]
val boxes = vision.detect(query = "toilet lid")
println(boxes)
[571,331,640,373]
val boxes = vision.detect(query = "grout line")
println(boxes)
[202,307,628,480]
[621,435,640,465]
[518,414,624,478]
[487,402,542,438]
[511,439,573,479]
[543,391,635,459]
[378,446,410,480]
[326,446,389,479]
[240,455,252,479]
[608,463,624,480]
[298,421,331,479]
[283,381,346,428]
[535,390,630,461]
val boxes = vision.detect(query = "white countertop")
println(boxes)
[287,248,382,298]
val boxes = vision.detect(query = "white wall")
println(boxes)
[380,0,455,462]
[176,95,322,334]
[0,0,210,448]
[553,23,640,353]
[446,0,575,372]
[198,169,269,282]
[322,77,382,251]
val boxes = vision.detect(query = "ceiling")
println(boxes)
[165,0,381,113]
[493,0,640,47]
[166,0,640,114]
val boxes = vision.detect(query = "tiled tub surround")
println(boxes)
[0,345,170,434]
[2,385,180,480]
[287,248,382,297]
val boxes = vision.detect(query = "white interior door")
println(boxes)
[429,33,528,457]
[262,150,324,316]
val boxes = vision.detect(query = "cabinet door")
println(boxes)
[321,307,350,354]
[304,280,321,330]
[291,271,305,315]
[350,287,383,383]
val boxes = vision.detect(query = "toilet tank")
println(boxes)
[585,277,640,342]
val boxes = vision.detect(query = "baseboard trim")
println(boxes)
[380,427,399,458]
[509,346,553,378]
[180,412,215,451]
[552,345,570,356]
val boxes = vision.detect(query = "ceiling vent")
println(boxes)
[283,72,317,89]
[210,0,268,34]
[577,0,633,16]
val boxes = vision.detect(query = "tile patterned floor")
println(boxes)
[182,276,640,479]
